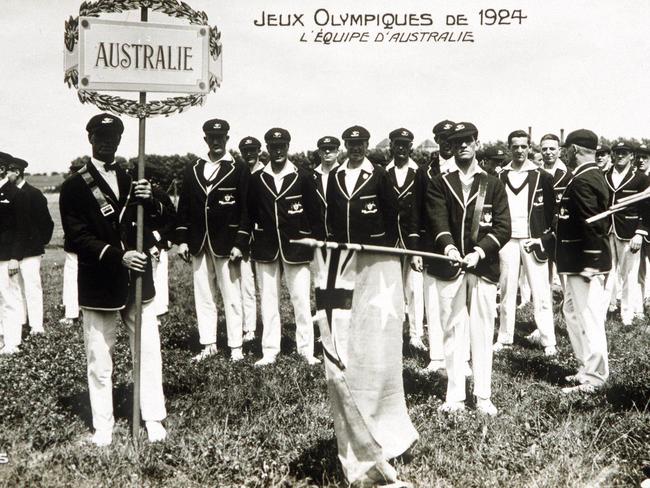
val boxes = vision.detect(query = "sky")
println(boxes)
[1,0,649,173]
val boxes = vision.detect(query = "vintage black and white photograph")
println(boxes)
[0,0,649,486]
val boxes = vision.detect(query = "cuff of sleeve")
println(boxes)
[635,229,648,236]
[444,244,458,256]
[474,246,485,260]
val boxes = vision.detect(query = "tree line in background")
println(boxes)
[36,135,650,194]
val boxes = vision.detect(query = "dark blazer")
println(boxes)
[311,164,338,240]
[498,165,555,261]
[151,186,177,251]
[551,164,572,206]
[385,160,420,249]
[175,158,250,257]
[248,162,320,264]
[604,166,649,240]
[548,162,611,274]
[0,180,18,261]
[326,160,399,246]
[425,167,511,283]
[59,162,170,310]
[13,182,54,259]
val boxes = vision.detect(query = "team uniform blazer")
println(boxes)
[549,160,572,206]
[425,168,511,283]
[385,159,420,250]
[175,158,251,257]
[0,180,18,261]
[248,161,320,264]
[326,159,399,247]
[498,164,555,262]
[13,182,54,260]
[59,163,170,310]
[312,163,338,241]
[545,162,611,274]
[604,166,650,240]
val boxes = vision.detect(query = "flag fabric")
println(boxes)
[313,247,419,485]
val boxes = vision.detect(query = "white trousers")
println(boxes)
[62,252,79,319]
[605,235,642,324]
[424,272,470,363]
[498,239,555,346]
[400,257,424,339]
[82,301,166,433]
[15,256,43,331]
[256,260,313,358]
[152,250,169,316]
[0,261,23,349]
[192,249,243,348]
[563,274,609,386]
[438,273,496,402]
[240,256,257,334]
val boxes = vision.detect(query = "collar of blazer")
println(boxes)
[442,162,486,209]
[386,159,418,196]
[193,158,234,196]
[335,158,375,199]
[260,160,299,199]
[566,161,599,190]
[87,160,130,208]
[313,163,338,203]
[605,164,636,193]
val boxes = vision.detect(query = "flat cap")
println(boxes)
[317,136,341,149]
[342,125,370,142]
[239,136,261,150]
[432,120,456,138]
[637,143,650,156]
[446,122,479,142]
[484,147,507,160]
[595,144,611,154]
[264,128,291,144]
[202,118,230,135]
[0,152,13,166]
[9,157,28,170]
[389,128,414,142]
[612,141,636,152]
[563,129,598,150]
[86,113,124,135]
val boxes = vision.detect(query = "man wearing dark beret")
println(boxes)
[384,128,425,351]
[8,157,53,337]
[247,127,321,366]
[602,141,649,325]
[541,129,611,393]
[175,118,250,362]
[425,122,511,415]
[238,135,264,343]
[59,113,171,445]
[0,152,21,355]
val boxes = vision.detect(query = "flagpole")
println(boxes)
[132,5,148,444]
[290,238,464,264]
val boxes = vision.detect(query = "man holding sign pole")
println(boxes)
[59,114,169,446]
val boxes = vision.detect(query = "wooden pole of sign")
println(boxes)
[132,5,148,444]
[560,129,565,145]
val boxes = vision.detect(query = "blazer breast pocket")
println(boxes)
[359,194,378,215]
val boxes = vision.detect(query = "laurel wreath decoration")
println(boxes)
[64,0,222,118]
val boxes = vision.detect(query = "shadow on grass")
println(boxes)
[605,383,650,412]
[58,383,136,431]
[288,436,343,487]
[502,353,572,386]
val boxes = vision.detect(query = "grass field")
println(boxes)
[0,255,649,487]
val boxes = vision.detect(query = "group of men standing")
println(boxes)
[2,110,637,467]
[0,152,53,355]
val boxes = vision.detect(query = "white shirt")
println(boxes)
[386,159,419,187]
[250,160,265,174]
[440,155,456,174]
[91,157,119,199]
[611,164,631,189]
[16,180,25,190]
[456,159,485,203]
[542,158,567,176]
[263,160,297,193]
[203,157,223,192]
[314,163,338,195]
[0,177,7,188]
[336,159,374,196]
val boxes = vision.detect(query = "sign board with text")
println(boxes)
[78,17,210,94]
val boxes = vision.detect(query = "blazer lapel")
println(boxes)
[86,163,119,206]
[314,173,326,204]
[192,159,208,196]
[335,170,350,199]
[260,172,278,197]
[116,168,132,208]
[527,170,539,212]
[277,171,298,199]
[208,161,235,195]
[443,172,465,208]
[351,169,372,198]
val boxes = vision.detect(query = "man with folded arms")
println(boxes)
[541,129,611,393]
[425,122,511,415]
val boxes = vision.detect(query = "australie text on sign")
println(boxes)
[78,17,210,94]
